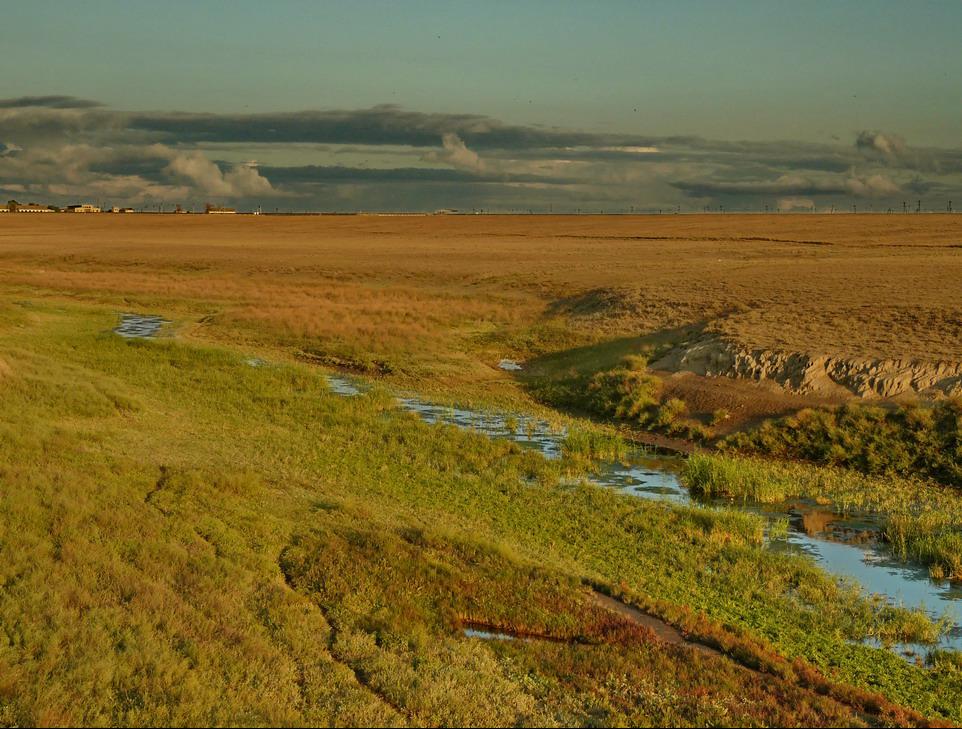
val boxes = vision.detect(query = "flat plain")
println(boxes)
[1,213,961,726]
[3,213,960,372]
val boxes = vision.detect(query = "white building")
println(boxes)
[66,203,101,213]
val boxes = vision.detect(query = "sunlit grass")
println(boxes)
[686,452,962,580]
[0,298,957,724]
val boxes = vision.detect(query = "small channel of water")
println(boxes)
[463,627,520,641]
[328,374,962,657]
[114,313,169,339]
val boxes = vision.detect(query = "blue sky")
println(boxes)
[1,1,960,211]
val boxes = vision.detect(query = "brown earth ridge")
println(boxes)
[653,335,962,399]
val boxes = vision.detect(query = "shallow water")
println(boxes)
[463,627,518,641]
[326,374,962,655]
[397,396,566,460]
[114,313,169,339]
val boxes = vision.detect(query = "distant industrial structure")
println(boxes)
[65,203,101,213]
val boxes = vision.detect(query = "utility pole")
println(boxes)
[917,199,921,213]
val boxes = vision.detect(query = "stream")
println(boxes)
[113,312,962,658]
[328,374,962,658]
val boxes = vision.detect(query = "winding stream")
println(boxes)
[328,374,962,657]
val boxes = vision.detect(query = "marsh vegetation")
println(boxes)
[2,215,962,725]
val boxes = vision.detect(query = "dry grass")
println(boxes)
[2,213,961,421]
[2,217,962,723]
[2,213,960,364]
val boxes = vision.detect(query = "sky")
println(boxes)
[1,0,961,212]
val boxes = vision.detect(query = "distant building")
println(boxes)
[110,206,135,214]
[434,208,459,215]
[65,203,101,213]
[8,200,55,213]
[205,203,236,214]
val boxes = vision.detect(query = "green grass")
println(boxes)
[722,401,962,488]
[686,452,962,580]
[0,298,960,724]
[523,353,711,442]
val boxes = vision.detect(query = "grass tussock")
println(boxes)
[686,452,962,581]
[723,400,962,488]
[528,354,712,442]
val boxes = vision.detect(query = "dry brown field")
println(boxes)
[1,213,960,413]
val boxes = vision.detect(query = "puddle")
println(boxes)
[114,313,169,339]
[327,376,363,397]
[463,627,520,641]
[395,395,565,460]
[325,373,962,657]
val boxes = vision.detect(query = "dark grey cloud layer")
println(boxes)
[258,164,575,186]
[0,95,105,109]
[127,105,640,150]
[1,95,960,212]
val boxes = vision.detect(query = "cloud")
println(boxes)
[258,164,571,186]
[777,197,815,212]
[856,130,907,159]
[672,174,848,198]
[165,152,276,197]
[844,173,900,197]
[0,95,105,109]
[673,171,909,201]
[421,133,485,172]
[0,97,960,210]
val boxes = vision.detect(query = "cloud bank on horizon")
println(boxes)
[1,95,960,213]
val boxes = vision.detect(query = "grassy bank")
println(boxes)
[685,452,962,580]
[722,401,962,488]
[525,353,713,442]
[0,298,960,724]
